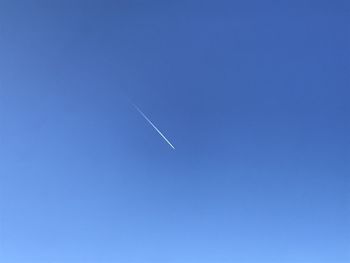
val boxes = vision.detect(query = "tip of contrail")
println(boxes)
[132,103,176,150]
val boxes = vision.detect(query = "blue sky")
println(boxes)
[0,1,349,262]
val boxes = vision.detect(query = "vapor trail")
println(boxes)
[132,104,175,150]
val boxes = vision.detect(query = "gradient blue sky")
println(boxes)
[0,1,349,262]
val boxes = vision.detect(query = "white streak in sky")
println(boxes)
[133,104,175,150]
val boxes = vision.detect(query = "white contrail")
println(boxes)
[132,104,175,150]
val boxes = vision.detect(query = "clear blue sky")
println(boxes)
[0,1,349,262]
